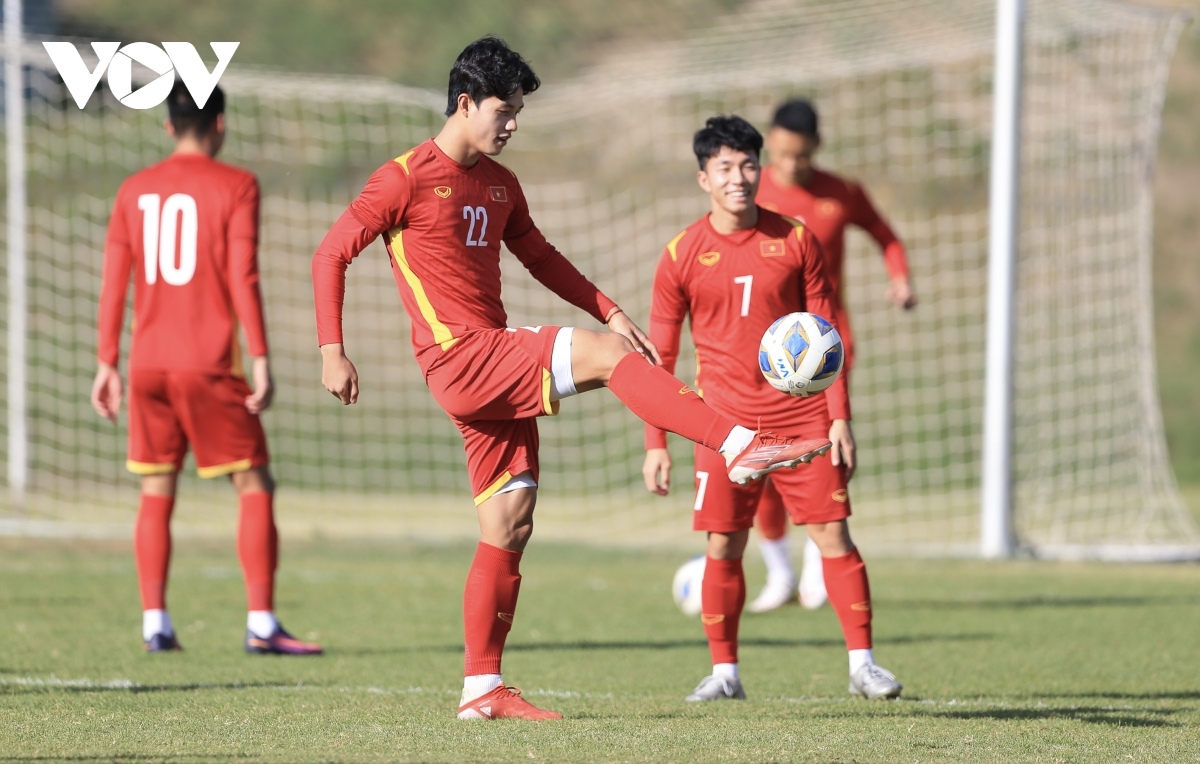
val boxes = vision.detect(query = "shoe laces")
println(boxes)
[859,664,895,683]
[756,431,794,447]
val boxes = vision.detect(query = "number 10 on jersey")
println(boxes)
[138,193,198,286]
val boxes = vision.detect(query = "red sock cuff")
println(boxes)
[140,494,175,513]
[822,547,864,570]
[474,541,522,574]
[237,491,277,612]
[705,557,744,575]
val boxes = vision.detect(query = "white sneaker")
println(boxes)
[685,674,746,702]
[848,663,903,700]
[798,537,827,610]
[748,576,797,613]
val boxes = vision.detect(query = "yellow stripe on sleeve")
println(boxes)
[394,150,416,175]
[388,228,459,351]
[665,230,688,262]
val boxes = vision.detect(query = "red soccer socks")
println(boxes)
[822,547,873,651]
[463,542,523,676]
[237,491,278,612]
[607,352,737,453]
[135,493,175,611]
[701,557,746,665]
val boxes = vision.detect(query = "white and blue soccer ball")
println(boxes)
[671,555,706,616]
[758,312,844,397]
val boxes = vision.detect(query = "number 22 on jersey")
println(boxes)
[138,193,198,286]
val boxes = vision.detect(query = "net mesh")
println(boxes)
[1,0,1195,555]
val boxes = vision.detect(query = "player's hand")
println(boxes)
[608,310,662,365]
[245,356,274,414]
[321,343,359,405]
[829,418,857,480]
[886,277,917,310]
[90,362,123,423]
[643,448,672,496]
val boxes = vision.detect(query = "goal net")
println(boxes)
[1,0,1196,557]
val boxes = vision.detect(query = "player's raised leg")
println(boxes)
[568,328,831,484]
[457,479,562,721]
[748,481,797,613]
[806,520,901,699]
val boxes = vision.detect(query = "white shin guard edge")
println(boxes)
[549,327,577,402]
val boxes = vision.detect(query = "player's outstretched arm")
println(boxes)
[852,182,916,310]
[90,362,123,423]
[320,343,359,405]
[244,356,275,414]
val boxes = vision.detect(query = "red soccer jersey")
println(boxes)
[645,209,850,450]
[756,166,907,366]
[312,139,618,372]
[98,153,266,375]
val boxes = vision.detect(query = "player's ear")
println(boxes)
[696,169,711,194]
[214,113,226,136]
[164,119,176,139]
[456,92,473,117]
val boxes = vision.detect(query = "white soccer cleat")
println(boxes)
[685,674,746,702]
[848,663,903,700]
[748,576,797,613]
[798,537,828,610]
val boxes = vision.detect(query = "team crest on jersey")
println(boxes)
[489,186,508,203]
[698,251,720,266]
[760,239,785,257]
[434,186,452,198]
[820,199,839,216]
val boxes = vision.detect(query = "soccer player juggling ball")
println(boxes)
[312,37,828,721]
[641,116,902,701]
[748,100,915,614]
[92,82,322,656]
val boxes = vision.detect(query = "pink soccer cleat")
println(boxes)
[727,432,832,485]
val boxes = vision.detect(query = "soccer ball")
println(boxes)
[671,555,706,616]
[758,312,844,397]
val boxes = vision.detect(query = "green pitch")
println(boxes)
[2,538,1198,762]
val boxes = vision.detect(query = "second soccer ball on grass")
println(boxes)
[758,312,844,397]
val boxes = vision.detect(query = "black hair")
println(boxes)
[166,80,224,137]
[445,35,540,117]
[771,99,819,137]
[692,115,763,169]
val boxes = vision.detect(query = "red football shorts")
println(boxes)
[424,326,562,506]
[691,428,851,533]
[126,369,269,478]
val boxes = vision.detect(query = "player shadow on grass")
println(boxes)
[337,632,993,656]
[0,680,294,695]
[919,706,1182,728]
[889,594,1200,610]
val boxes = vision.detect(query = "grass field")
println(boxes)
[2,538,1198,763]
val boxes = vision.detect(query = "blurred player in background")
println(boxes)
[312,37,829,721]
[91,82,322,656]
[642,115,902,701]
[749,99,916,613]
